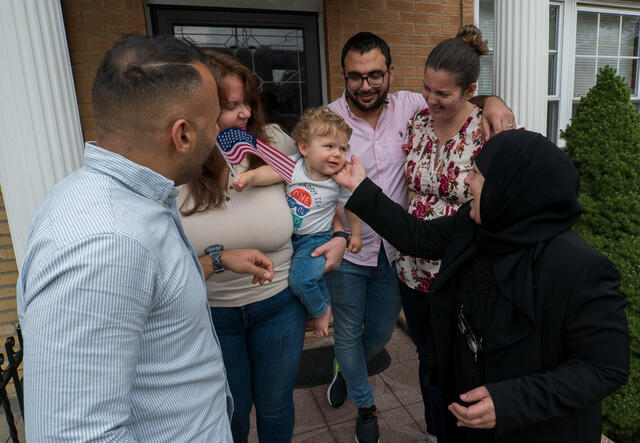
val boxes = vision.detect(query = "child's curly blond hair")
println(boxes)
[291,107,353,146]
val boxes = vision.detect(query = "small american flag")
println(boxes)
[216,127,296,184]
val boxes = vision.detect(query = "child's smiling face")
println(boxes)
[298,128,349,181]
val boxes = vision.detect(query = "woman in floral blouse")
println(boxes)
[396,25,489,443]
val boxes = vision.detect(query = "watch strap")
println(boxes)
[204,244,225,274]
[332,231,350,247]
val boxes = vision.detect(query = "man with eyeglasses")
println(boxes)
[317,31,515,443]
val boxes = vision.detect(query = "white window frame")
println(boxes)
[548,1,565,144]
[556,1,640,145]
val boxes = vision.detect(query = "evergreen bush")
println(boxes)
[562,65,640,442]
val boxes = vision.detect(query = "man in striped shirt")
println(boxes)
[17,34,271,442]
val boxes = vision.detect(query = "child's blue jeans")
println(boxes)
[289,229,333,318]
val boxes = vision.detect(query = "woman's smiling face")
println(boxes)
[422,67,476,121]
[217,73,252,131]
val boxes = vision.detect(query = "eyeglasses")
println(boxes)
[344,68,389,90]
[457,306,483,363]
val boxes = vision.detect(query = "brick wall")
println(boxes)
[323,0,475,101]
[0,187,19,340]
[61,0,147,142]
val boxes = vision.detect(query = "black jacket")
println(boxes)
[346,178,629,443]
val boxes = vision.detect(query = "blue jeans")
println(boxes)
[324,246,402,408]
[399,281,447,442]
[290,230,332,317]
[210,287,306,443]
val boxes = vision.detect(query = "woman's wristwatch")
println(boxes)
[332,231,350,248]
[204,244,225,274]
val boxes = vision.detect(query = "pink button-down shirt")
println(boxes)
[329,91,426,266]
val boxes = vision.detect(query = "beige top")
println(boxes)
[179,125,298,307]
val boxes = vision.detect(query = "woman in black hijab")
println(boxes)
[334,129,629,443]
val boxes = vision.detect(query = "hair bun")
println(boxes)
[456,24,489,56]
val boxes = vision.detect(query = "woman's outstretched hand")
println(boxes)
[333,155,367,192]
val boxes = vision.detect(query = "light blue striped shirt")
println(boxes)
[17,143,233,442]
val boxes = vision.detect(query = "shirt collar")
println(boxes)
[84,142,179,204]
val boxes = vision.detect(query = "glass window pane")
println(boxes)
[598,14,621,56]
[479,0,495,49]
[548,53,557,95]
[174,25,306,132]
[478,54,493,95]
[597,57,619,73]
[547,100,559,144]
[549,5,559,51]
[577,12,598,55]
[621,16,640,57]
[618,58,638,94]
[574,57,596,96]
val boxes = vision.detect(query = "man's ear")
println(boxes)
[388,65,395,84]
[170,119,192,154]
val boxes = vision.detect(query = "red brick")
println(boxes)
[0,262,17,273]
[72,65,92,79]
[67,38,87,51]
[106,24,146,38]
[74,76,95,91]
[402,54,427,66]
[102,0,124,10]
[415,3,442,13]
[124,0,143,10]
[403,33,431,45]
[0,310,18,324]
[0,249,15,261]
[66,23,107,39]
[0,287,15,299]
[83,129,97,141]
[357,0,386,9]
[442,24,460,35]
[83,117,97,130]
[443,3,461,14]
[62,9,83,24]
[0,273,17,287]
[416,23,442,34]
[403,76,426,87]
[370,11,401,22]
[124,12,146,25]
[62,0,96,10]
[76,88,93,105]
[83,11,125,25]
[86,38,117,51]
[402,12,428,22]
[387,1,414,11]
[72,51,107,64]
[390,44,416,55]
[443,14,461,25]
[0,223,9,235]
[79,103,95,117]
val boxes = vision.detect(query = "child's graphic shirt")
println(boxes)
[285,154,351,235]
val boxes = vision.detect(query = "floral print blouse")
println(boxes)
[396,105,484,293]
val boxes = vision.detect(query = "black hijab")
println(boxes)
[471,130,581,349]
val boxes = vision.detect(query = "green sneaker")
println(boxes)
[327,358,347,408]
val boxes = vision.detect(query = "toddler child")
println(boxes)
[233,107,361,337]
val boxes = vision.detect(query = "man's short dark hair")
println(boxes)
[91,34,206,129]
[340,32,391,70]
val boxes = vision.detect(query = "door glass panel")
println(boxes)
[175,26,307,132]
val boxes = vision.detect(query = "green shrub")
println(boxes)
[562,65,640,442]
